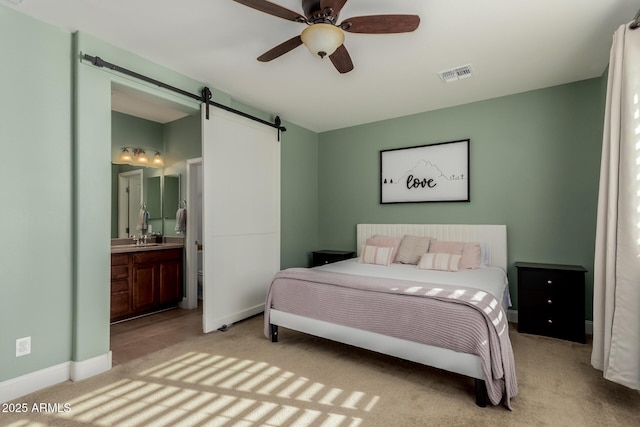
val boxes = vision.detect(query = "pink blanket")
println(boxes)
[264,267,518,408]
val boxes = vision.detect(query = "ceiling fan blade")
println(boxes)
[320,0,348,17]
[329,44,354,74]
[257,35,303,62]
[341,14,420,34]
[233,0,306,22]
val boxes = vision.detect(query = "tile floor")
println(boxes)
[110,304,203,365]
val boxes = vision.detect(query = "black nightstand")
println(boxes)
[516,262,587,343]
[311,250,356,267]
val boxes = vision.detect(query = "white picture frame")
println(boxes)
[380,139,470,203]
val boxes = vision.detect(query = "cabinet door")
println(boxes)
[111,254,132,322]
[111,279,132,319]
[133,264,157,311]
[159,258,182,305]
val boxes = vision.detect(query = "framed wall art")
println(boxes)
[380,139,470,204]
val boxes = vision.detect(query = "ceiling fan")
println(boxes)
[232,0,420,73]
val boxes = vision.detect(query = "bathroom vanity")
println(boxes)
[110,241,184,322]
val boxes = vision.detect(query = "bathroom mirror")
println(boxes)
[146,176,161,219]
[163,174,181,236]
[111,167,181,238]
[114,168,144,238]
[163,175,180,218]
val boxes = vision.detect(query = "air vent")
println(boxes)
[438,65,474,83]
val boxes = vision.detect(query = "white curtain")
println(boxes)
[591,22,640,390]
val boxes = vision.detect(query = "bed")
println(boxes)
[264,224,517,409]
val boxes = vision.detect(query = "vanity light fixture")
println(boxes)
[135,149,149,165]
[152,152,165,167]
[116,147,165,168]
[118,147,133,163]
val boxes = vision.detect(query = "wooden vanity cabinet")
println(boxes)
[110,248,183,322]
[110,253,133,321]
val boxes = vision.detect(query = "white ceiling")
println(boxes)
[5,0,639,132]
[111,83,192,124]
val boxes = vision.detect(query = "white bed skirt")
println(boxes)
[270,309,484,380]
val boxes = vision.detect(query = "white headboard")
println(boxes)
[356,224,507,271]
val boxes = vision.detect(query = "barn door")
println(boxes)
[201,105,280,333]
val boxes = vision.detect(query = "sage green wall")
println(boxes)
[164,114,202,164]
[318,79,603,319]
[0,6,73,381]
[111,111,164,160]
[281,122,320,268]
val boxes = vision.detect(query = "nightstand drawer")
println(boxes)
[312,250,356,267]
[518,269,575,291]
[516,262,587,343]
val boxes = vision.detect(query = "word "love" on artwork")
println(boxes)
[406,175,437,189]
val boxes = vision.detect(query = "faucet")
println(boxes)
[131,234,147,246]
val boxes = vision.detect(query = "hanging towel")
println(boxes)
[136,208,149,232]
[175,208,187,234]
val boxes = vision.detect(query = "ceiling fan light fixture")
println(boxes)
[301,23,344,59]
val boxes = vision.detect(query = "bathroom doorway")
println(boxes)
[109,81,203,363]
[183,157,203,311]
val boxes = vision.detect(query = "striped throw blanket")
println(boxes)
[264,268,518,409]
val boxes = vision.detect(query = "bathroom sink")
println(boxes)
[117,243,161,248]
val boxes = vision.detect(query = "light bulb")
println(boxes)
[136,149,149,164]
[152,152,165,167]
[118,148,133,164]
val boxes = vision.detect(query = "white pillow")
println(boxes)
[480,242,490,267]
[359,245,394,266]
[417,252,462,272]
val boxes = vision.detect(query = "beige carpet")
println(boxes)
[2,316,639,427]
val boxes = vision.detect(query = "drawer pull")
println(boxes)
[547,299,553,305]
[547,280,553,285]
[547,319,553,324]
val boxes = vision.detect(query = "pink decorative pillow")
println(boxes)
[359,245,394,266]
[365,235,402,261]
[428,240,482,269]
[417,253,462,272]
[428,240,465,255]
[459,242,482,269]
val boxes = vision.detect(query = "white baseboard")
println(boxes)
[507,309,593,335]
[0,352,112,404]
[70,351,112,382]
[0,361,70,404]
